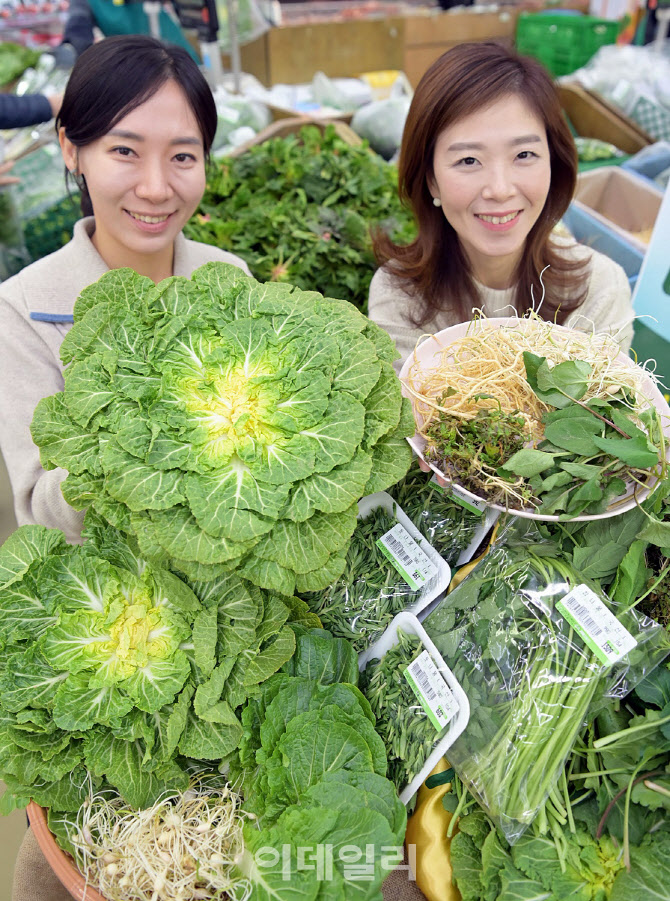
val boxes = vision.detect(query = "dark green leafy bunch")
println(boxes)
[424,399,529,505]
[30,263,414,596]
[299,505,422,654]
[184,124,416,312]
[0,516,315,815]
[0,42,40,87]
[421,519,669,842]
[360,628,444,794]
[228,628,407,901]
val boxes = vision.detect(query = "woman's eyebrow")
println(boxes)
[108,128,202,146]
[446,134,543,152]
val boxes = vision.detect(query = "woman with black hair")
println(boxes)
[0,34,249,545]
[2,33,250,900]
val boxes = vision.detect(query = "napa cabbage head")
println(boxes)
[31,264,414,595]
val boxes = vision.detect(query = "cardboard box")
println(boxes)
[223,9,517,89]
[573,167,663,252]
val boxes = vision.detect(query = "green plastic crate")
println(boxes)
[516,14,622,77]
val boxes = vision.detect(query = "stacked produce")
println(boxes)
[30,262,414,595]
[300,501,435,653]
[0,41,40,88]
[184,124,416,311]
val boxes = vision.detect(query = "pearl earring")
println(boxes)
[432,197,442,207]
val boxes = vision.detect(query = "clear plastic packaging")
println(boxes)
[359,612,469,805]
[299,492,450,657]
[421,518,670,842]
[388,461,497,568]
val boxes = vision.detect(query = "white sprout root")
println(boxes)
[67,776,251,901]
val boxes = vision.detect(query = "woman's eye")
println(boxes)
[174,152,196,163]
[457,156,479,167]
[517,150,538,161]
[112,146,135,157]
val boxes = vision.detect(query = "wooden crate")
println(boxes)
[558,83,653,155]
[228,116,363,158]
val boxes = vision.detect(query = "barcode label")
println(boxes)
[376,524,438,591]
[403,650,459,731]
[557,584,637,666]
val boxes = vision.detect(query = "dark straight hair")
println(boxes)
[374,41,586,327]
[57,34,217,217]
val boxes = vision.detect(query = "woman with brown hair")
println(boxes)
[369,41,634,368]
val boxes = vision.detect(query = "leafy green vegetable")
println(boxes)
[229,628,406,900]
[421,519,668,841]
[0,517,300,812]
[31,262,413,595]
[0,42,40,87]
[184,124,416,311]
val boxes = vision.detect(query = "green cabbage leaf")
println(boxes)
[0,517,304,812]
[31,263,413,594]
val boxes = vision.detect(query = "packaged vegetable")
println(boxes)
[421,518,670,842]
[299,493,449,655]
[388,461,494,567]
[360,613,468,802]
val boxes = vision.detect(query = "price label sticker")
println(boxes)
[403,650,459,732]
[557,584,637,666]
[377,524,438,591]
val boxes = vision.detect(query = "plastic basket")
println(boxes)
[516,13,621,77]
[360,611,470,805]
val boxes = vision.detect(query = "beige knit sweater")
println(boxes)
[368,241,634,373]
[0,217,250,543]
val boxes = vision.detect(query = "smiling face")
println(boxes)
[59,78,206,281]
[427,93,552,289]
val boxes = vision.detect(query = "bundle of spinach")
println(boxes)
[299,505,423,654]
[421,519,668,842]
[388,461,488,566]
[360,627,447,794]
[184,124,416,311]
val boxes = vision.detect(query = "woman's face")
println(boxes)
[427,93,552,287]
[60,79,206,273]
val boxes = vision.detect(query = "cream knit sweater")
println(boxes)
[368,242,634,373]
[0,217,250,543]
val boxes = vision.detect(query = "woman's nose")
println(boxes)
[135,161,173,203]
[481,165,515,201]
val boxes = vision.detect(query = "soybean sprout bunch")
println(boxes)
[69,777,252,901]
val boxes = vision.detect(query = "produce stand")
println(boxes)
[1,13,670,901]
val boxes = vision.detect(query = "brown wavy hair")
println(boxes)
[374,41,587,327]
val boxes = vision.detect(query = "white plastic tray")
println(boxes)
[361,611,470,806]
[399,317,670,523]
[356,492,451,662]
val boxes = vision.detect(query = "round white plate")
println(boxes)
[398,317,670,522]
